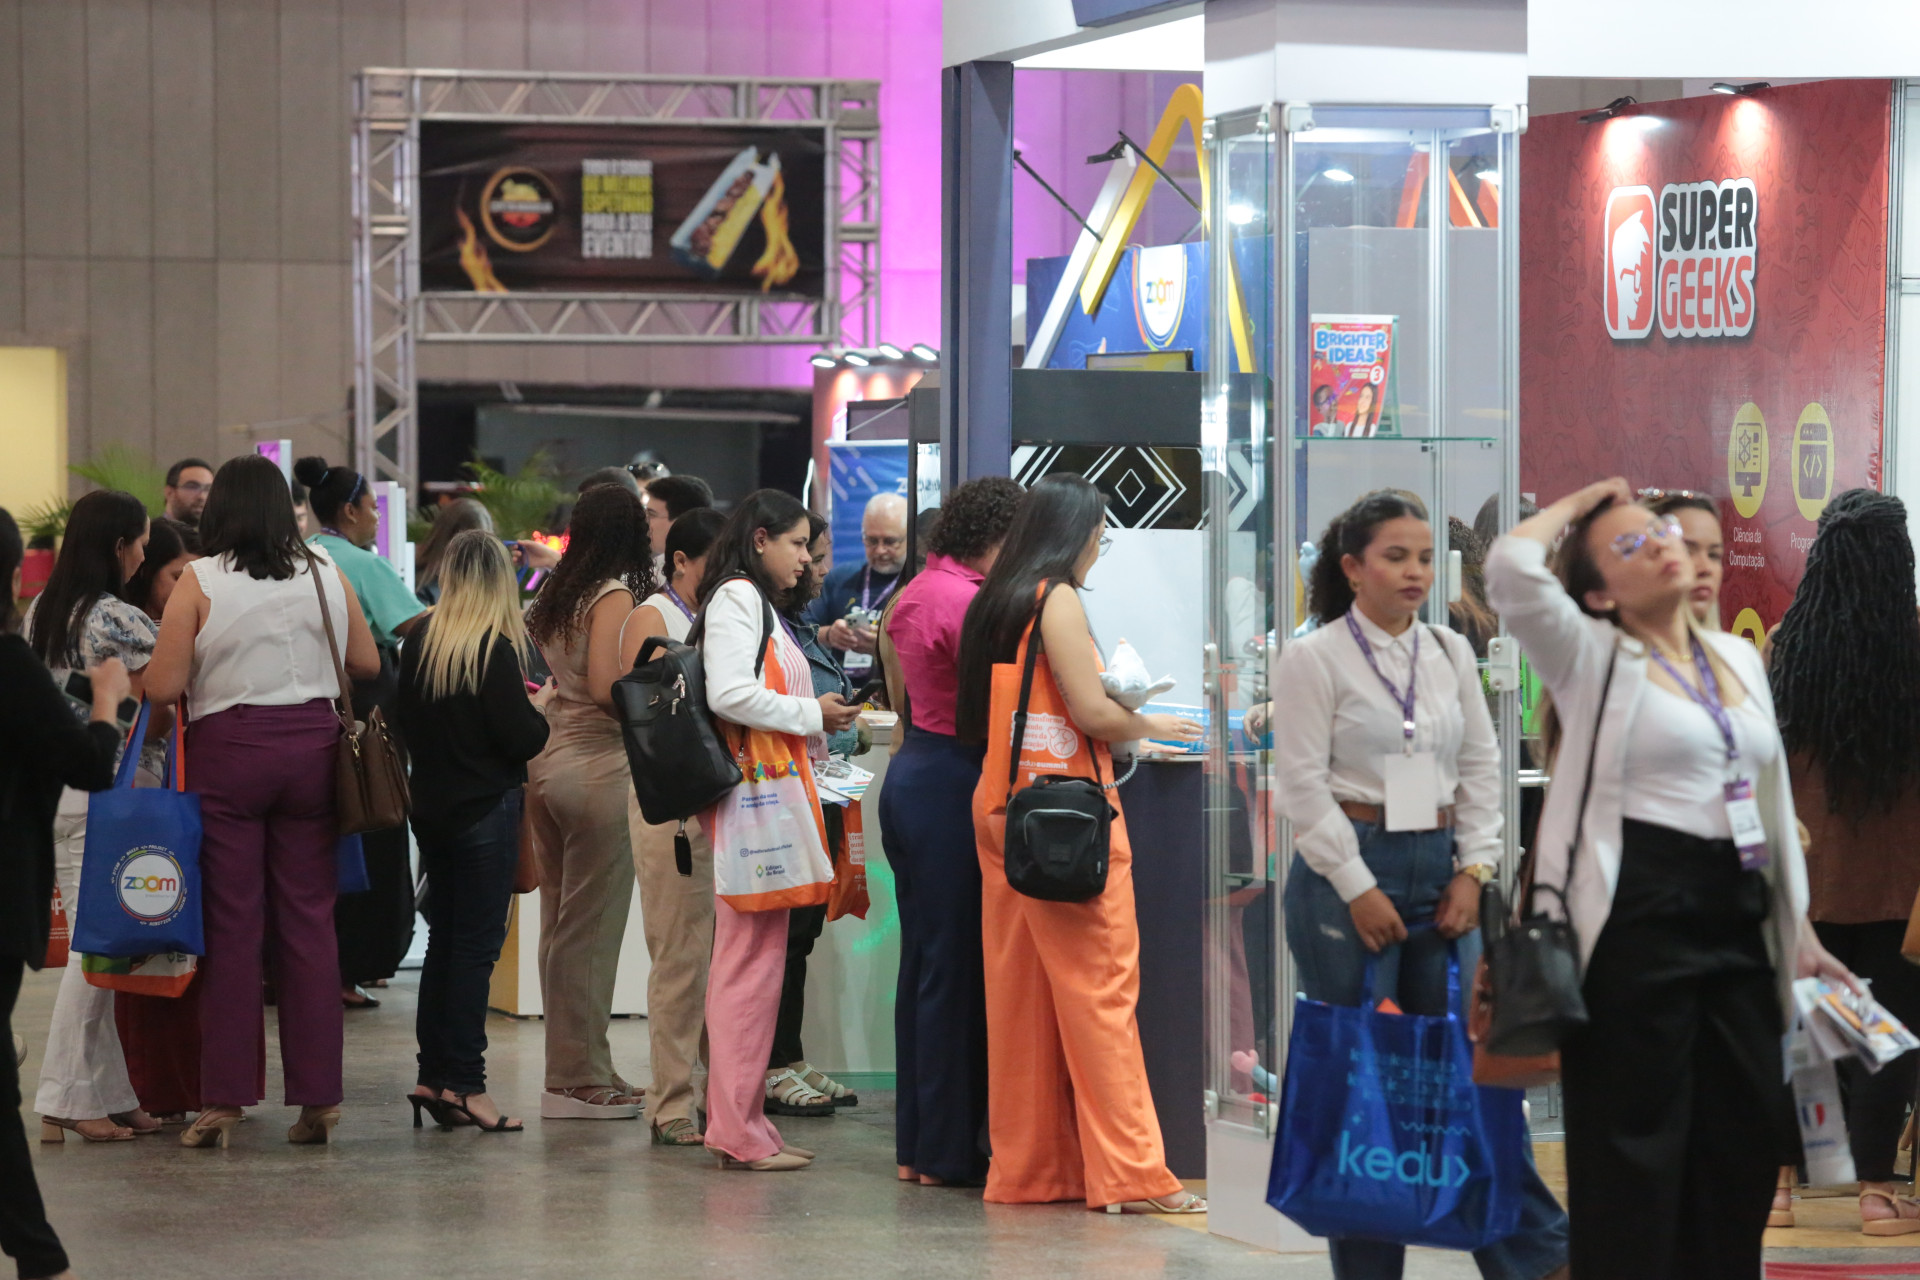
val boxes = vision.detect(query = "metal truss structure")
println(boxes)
[351,69,881,488]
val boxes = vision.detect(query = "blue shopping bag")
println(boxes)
[72,702,204,959]
[336,834,369,894]
[1267,938,1527,1249]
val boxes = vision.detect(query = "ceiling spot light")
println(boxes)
[1322,168,1356,183]
[1228,203,1258,225]
[843,351,871,367]
[1475,169,1500,182]
[910,343,938,361]
[809,352,837,369]
[1712,81,1771,95]
[1579,95,1637,124]
[876,343,905,360]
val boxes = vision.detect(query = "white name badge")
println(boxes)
[1725,777,1769,870]
[1382,752,1441,831]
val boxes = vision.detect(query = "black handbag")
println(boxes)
[611,578,773,872]
[1483,645,1617,1057]
[1003,589,1114,903]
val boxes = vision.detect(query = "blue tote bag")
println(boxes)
[72,702,204,959]
[1267,939,1527,1249]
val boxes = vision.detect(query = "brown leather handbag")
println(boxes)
[1469,952,1561,1089]
[309,553,410,835]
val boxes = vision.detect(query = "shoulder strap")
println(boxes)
[306,550,357,731]
[1535,641,1618,916]
[687,575,775,680]
[1006,583,1106,792]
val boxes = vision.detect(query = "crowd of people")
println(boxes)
[9,445,1920,1276]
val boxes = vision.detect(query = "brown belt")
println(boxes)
[1340,799,1456,832]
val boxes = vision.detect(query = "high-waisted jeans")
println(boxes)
[1283,820,1569,1280]
[414,791,520,1095]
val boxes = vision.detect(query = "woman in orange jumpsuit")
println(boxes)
[953,474,1206,1212]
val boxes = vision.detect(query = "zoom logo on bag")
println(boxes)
[1337,1129,1472,1188]
[115,847,186,924]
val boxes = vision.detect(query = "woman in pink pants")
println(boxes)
[694,490,860,1172]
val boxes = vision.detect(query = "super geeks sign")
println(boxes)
[1605,179,1759,340]
[1523,81,1891,635]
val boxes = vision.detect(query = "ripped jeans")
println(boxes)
[1282,821,1569,1280]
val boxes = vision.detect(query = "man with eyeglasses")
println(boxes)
[804,492,908,682]
[163,457,214,529]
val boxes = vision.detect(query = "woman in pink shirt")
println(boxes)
[878,477,1024,1186]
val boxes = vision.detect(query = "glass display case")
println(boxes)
[1200,102,1522,1242]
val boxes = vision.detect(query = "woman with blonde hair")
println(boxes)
[397,530,555,1132]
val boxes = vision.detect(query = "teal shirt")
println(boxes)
[311,532,424,649]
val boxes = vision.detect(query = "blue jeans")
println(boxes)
[414,791,520,1094]
[1283,821,1570,1280]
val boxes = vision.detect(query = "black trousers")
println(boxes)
[770,804,841,1069]
[1813,919,1920,1182]
[414,792,520,1094]
[1561,821,1789,1280]
[878,730,991,1182]
[1,958,69,1280]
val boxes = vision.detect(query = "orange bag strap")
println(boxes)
[1007,582,1103,793]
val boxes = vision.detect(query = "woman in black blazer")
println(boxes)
[0,508,133,1280]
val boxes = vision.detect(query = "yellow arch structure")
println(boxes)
[1076,83,1256,374]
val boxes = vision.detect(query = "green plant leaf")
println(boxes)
[463,451,562,540]
[70,444,168,517]
[20,498,72,545]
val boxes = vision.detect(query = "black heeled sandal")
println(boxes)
[406,1092,463,1131]
[440,1092,524,1133]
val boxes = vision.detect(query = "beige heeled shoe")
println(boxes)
[287,1106,341,1145]
[179,1111,242,1149]
[714,1149,811,1171]
[40,1116,133,1144]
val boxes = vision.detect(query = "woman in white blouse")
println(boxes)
[1273,490,1570,1280]
[1487,477,1855,1277]
[694,490,859,1171]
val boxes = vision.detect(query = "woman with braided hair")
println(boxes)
[1768,487,1920,1235]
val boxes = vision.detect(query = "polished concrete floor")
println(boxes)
[12,967,1916,1278]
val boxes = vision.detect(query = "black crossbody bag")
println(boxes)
[1482,644,1617,1056]
[1003,588,1115,903]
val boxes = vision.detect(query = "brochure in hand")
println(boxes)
[1794,977,1920,1072]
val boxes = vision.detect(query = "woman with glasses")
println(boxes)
[1487,478,1854,1276]
[1271,490,1570,1280]
[954,474,1204,1212]
[1641,489,1725,628]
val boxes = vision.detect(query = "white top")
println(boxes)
[1273,611,1501,902]
[624,589,695,650]
[702,578,822,738]
[189,548,348,719]
[1486,534,1808,1021]
[1622,683,1778,840]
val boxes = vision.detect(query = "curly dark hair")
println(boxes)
[525,484,653,648]
[1306,489,1429,624]
[1769,488,1920,823]
[928,477,1024,562]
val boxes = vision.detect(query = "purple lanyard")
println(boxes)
[1650,636,1739,763]
[662,586,696,623]
[1345,611,1419,748]
[861,566,896,612]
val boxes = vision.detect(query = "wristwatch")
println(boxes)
[1455,861,1497,887]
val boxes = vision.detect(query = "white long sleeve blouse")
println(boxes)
[1272,611,1502,902]
[701,577,823,737]
[1485,534,1809,1020]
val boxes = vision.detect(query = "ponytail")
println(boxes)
[1305,489,1429,625]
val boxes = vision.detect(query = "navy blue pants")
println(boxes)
[413,791,520,1095]
[879,729,989,1182]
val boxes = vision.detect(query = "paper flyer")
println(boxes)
[1307,314,1399,438]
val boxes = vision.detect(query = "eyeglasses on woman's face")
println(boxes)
[1098,535,1113,557]
[1611,514,1683,559]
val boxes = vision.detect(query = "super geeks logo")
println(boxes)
[1604,178,1757,341]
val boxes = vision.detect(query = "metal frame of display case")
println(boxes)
[1200,99,1523,1249]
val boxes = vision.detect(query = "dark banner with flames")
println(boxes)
[419,120,827,297]
[1520,80,1891,643]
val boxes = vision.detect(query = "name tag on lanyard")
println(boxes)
[1382,751,1441,831]
[1652,636,1770,871]
[1725,778,1769,871]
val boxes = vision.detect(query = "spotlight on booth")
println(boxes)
[1711,81,1771,95]
[910,343,939,362]
[1579,95,1638,124]
[810,352,838,369]
[876,343,905,360]
[843,350,872,368]
[1321,168,1356,183]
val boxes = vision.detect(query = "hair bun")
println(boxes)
[292,455,332,488]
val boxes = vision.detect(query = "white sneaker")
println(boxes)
[540,1087,639,1120]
